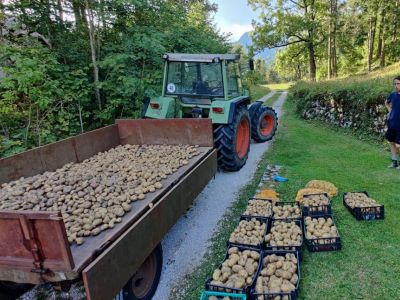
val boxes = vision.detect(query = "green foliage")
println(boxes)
[289,63,400,135]
[0,0,229,157]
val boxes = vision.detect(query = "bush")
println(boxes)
[289,67,400,136]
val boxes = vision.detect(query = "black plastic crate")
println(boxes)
[228,216,269,250]
[241,198,274,221]
[264,219,303,260]
[343,191,384,221]
[250,250,300,300]
[205,245,262,296]
[272,201,302,221]
[303,215,341,252]
[302,193,332,217]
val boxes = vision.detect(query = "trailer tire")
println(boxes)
[123,244,163,300]
[251,106,278,142]
[214,106,251,171]
[0,281,33,300]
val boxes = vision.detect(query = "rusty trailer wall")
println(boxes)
[0,119,215,295]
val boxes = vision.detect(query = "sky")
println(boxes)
[211,0,259,42]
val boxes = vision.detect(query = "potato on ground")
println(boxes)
[210,247,260,289]
[305,180,338,197]
[254,253,298,299]
[229,218,266,246]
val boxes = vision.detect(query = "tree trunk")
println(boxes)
[72,0,82,27]
[85,0,102,110]
[308,42,317,81]
[367,15,376,72]
[380,21,386,68]
[331,0,337,78]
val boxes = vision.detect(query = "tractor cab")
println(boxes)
[145,53,248,120]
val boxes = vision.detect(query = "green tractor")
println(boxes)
[144,53,278,171]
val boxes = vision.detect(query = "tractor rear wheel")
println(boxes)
[214,107,251,171]
[251,106,278,142]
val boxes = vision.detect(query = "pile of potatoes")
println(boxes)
[243,199,273,218]
[254,253,298,298]
[0,144,200,245]
[265,221,302,248]
[344,192,381,208]
[272,204,301,219]
[305,180,338,197]
[304,216,338,241]
[302,193,330,207]
[229,218,266,246]
[210,247,260,290]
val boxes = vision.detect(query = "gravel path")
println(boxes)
[153,91,288,300]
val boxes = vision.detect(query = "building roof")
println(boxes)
[163,53,240,62]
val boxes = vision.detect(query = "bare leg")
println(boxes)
[390,142,399,157]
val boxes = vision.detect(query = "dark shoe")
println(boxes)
[388,160,399,168]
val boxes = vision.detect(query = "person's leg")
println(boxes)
[389,142,399,168]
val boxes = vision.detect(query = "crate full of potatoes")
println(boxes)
[241,198,273,221]
[264,219,303,259]
[302,193,332,217]
[303,215,341,252]
[343,192,384,221]
[272,202,302,221]
[205,246,261,295]
[250,250,300,300]
[228,217,268,249]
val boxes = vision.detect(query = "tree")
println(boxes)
[248,0,327,81]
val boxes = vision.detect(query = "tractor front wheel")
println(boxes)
[251,106,278,143]
[214,107,251,171]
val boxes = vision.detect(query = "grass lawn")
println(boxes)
[268,99,400,299]
[173,94,400,300]
[249,84,271,101]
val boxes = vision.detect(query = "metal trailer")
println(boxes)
[0,119,217,300]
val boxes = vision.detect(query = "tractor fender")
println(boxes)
[248,100,263,121]
[227,96,250,123]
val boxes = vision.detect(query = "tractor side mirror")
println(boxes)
[249,59,254,71]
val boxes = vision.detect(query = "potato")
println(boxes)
[255,253,298,295]
[266,220,302,249]
[0,144,200,246]
[272,204,301,219]
[243,199,273,217]
[304,216,338,240]
[208,248,260,290]
[305,180,338,197]
[229,218,266,246]
[344,192,381,208]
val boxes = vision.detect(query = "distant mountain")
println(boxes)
[237,32,278,65]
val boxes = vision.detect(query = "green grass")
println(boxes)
[249,84,271,101]
[268,99,400,299]
[264,91,283,107]
[172,95,400,300]
[265,82,293,91]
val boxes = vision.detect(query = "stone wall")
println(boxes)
[301,99,388,134]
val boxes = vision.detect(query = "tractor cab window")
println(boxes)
[227,62,241,97]
[166,62,223,97]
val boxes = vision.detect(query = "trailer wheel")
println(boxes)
[214,106,251,171]
[0,281,33,300]
[251,106,278,142]
[123,244,163,300]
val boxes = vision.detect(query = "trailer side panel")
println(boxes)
[82,150,217,300]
